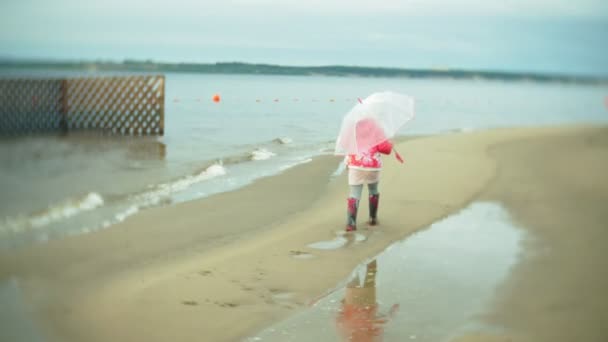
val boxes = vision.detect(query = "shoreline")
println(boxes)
[1,124,606,341]
[0,132,333,250]
[2,61,606,85]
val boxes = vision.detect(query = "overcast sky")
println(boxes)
[1,0,607,76]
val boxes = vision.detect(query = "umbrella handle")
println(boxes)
[394,149,404,164]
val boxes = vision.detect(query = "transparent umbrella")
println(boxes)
[335,91,415,156]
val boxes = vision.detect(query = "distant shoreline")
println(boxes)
[1,60,606,85]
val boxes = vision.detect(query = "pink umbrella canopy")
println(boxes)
[335,91,415,155]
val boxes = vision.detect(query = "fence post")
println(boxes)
[59,79,68,134]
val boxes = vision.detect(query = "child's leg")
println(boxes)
[367,182,380,225]
[367,182,379,196]
[349,184,364,200]
[346,185,363,231]
[363,259,377,287]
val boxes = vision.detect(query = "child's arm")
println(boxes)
[377,140,404,163]
[394,150,404,163]
[376,140,393,155]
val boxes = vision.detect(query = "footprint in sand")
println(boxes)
[257,288,299,308]
[253,268,266,281]
[271,291,297,309]
[214,301,239,308]
[182,300,199,306]
[289,250,315,259]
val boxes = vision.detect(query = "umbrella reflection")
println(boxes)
[335,260,399,342]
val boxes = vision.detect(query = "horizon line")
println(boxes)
[1,57,607,82]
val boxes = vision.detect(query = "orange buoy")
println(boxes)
[212,94,221,103]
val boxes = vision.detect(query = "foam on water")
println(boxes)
[114,205,140,223]
[112,163,228,222]
[274,137,293,145]
[139,163,226,203]
[250,148,277,161]
[0,192,104,235]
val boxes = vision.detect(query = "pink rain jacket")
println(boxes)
[346,140,393,171]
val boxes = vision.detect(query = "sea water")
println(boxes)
[0,72,606,248]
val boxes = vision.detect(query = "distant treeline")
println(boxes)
[1,60,606,84]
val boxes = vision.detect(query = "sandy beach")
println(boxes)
[1,124,607,341]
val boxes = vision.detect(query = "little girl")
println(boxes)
[337,93,412,232]
[345,138,396,231]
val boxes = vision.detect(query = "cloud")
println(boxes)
[1,0,606,75]
[224,0,606,17]
[2,0,607,18]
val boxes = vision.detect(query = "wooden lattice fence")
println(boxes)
[0,75,165,136]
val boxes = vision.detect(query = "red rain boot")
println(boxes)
[346,197,359,232]
[369,193,380,226]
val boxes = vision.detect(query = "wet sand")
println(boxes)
[1,125,607,341]
[250,202,526,341]
[463,126,608,341]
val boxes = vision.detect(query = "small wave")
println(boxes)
[132,163,227,208]
[0,192,104,234]
[273,137,293,145]
[250,148,276,161]
[159,164,226,194]
[99,164,228,227]
[115,205,139,223]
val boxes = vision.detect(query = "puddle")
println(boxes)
[352,233,367,243]
[307,233,367,250]
[307,236,348,250]
[247,202,524,341]
[0,277,45,342]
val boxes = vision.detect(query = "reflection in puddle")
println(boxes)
[336,259,399,341]
[248,202,524,341]
[0,277,44,342]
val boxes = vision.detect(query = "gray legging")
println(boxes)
[349,182,379,200]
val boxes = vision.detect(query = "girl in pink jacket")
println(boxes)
[344,118,402,232]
